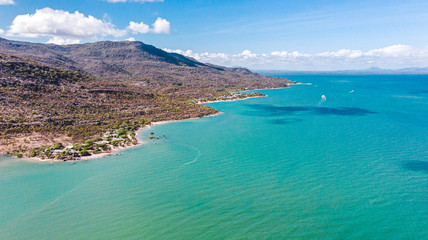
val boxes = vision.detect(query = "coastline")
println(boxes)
[5,92,275,163]
[198,95,267,104]
[19,111,224,163]
[67,111,223,162]
[249,83,310,91]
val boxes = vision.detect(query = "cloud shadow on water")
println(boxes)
[410,90,428,94]
[403,161,428,174]
[243,104,377,117]
[270,118,303,125]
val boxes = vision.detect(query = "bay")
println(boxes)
[1,75,427,239]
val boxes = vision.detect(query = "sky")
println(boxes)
[0,0,428,70]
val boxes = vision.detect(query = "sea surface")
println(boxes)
[1,75,427,239]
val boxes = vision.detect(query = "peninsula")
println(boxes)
[0,38,294,160]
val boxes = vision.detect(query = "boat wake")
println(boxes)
[181,144,202,165]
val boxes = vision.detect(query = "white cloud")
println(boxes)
[106,0,163,2]
[240,50,257,59]
[6,8,127,44]
[128,17,170,34]
[47,37,80,45]
[365,44,414,57]
[0,0,15,5]
[318,49,363,58]
[126,37,136,41]
[0,29,4,35]
[128,21,150,34]
[151,17,170,34]
[164,45,428,70]
[5,7,171,45]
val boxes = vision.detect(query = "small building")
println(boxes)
[53,149,64,154]
[94,140,109,145]
[65,145,74,149]
[69,150,79,154]
[112,137,124,141]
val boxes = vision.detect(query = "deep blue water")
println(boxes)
[0,75,427,239]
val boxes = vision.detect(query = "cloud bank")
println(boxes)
[164,45,428,70]
[6,8,170,44]
[0,0,14,5]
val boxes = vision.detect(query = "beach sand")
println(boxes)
[11,95,260,163]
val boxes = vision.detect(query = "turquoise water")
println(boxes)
[1,75,427,239]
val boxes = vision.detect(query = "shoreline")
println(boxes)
[66,111,223,162]
[198,95,267,104]
[4,92,277,163]
[18,111,224,163]
[249,83,310,91]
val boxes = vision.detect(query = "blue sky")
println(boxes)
[1,0,428,70]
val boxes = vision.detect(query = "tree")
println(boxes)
[80,149,90,156]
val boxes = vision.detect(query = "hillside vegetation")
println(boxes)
[0,38,290,90]
[0,38,292,159]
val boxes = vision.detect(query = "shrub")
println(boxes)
[80,149,90,156]
[73,143,82,151]
[30,149,40,157]
[82,143,94,150]
[52,143,64,150]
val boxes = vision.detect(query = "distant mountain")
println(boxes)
[0,38,290,90]
[258,67,428,75]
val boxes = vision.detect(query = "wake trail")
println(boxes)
[161,135,202,166]
[171,138,202,165]
[183,144,201,165]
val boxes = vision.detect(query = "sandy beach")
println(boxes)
[19,111,223,163]
[198,95,267,104]
[76,111,224,162]
[12,95,264,163]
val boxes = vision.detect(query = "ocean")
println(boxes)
[1,75,427,239]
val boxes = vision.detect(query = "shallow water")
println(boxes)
[1,75,427,239]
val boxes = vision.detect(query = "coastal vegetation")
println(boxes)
[0,38,291,160]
